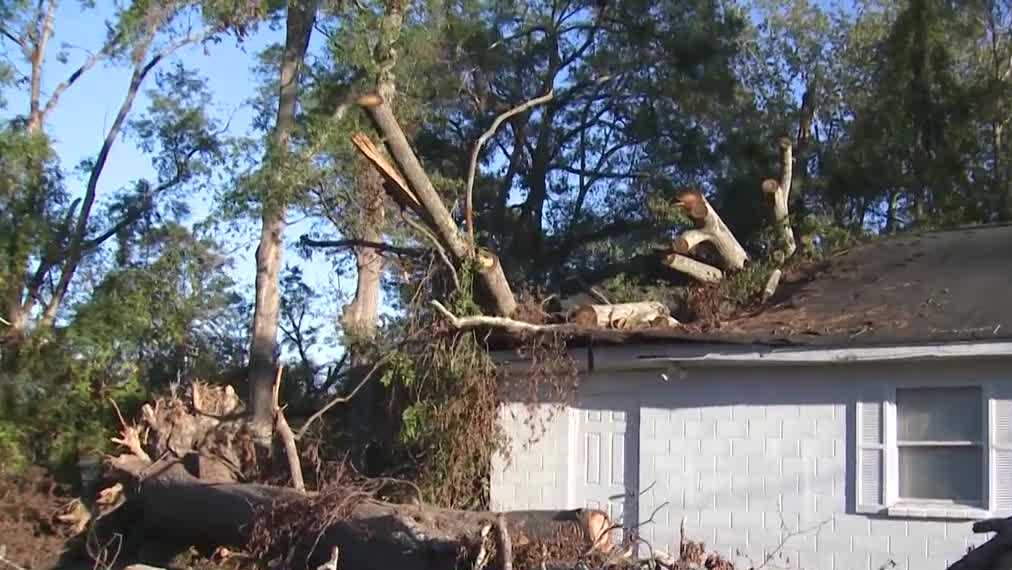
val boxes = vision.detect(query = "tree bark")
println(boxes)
[762,137,797,259]
[672,190,748,270]
[791,80,816,215]
[357,102,517,316]
[248,0,318,441]
[661,253,723,284]
[108,457,613,570]
[569,301,678,329]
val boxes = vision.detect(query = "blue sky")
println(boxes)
[1,3,357,363]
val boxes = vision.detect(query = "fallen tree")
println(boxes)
[94,382,617,570]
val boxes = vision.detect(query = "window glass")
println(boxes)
[896,387,982,442]
[898,447,982,502]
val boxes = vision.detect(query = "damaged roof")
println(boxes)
[527,224,1012,348]
[714,223,1012,346]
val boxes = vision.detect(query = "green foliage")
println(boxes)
[720,258,777,307]
[0,421,29,473]
[371,333,505,509]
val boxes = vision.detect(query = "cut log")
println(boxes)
[569,301,678,329]
[762,268,782,302]
[673,189,748,270]
[107,456,613,570]
[661,253,723,284]
[762,137,797,259]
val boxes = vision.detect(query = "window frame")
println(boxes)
[859,381,994,520]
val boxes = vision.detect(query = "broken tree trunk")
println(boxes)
[762,137,797,259]
[673,190,748,271]
[569,301,678,329]
[355,96,517,317]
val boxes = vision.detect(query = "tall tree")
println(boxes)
[247,0,319,441]
[0,1,225,411]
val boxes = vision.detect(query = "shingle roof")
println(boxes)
[495,224,1012,349]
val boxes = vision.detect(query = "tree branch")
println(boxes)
[464,88,555,242]
[762,137,797,259]
[38,30,207,329]
[272,366,305,492]
[27,0,57,129]
[430,300,571,334]
[299,236,429,257]
[400,211,460,290]
[40,34,123,120]
[0,24,28,52]
[295,356,391,440]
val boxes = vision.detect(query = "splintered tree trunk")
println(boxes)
[248,0,318,439]
[102,384,616,570]
[358,100,517,317]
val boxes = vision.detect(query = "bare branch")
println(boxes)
[400,211,460,290]
[40,35,122,120]
[0,24,28,51]
[430,300,572,334]
[299,235,429,257]
[272,366,305,492]
[295,355,392,440]
[465,89,555,242]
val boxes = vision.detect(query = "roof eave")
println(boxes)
[493,339,1012,374]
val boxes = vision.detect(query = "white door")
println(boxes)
[572,395,639,541]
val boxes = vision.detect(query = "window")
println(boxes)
[896,387,983,504]
[856,383,1012,519]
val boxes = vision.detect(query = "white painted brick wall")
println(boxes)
[492,359,1011,569]
[490,402,570,511]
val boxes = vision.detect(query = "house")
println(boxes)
[490,224,1012,570]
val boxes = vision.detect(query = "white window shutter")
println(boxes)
[991,390,1012,515]
[856,390,886,514]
